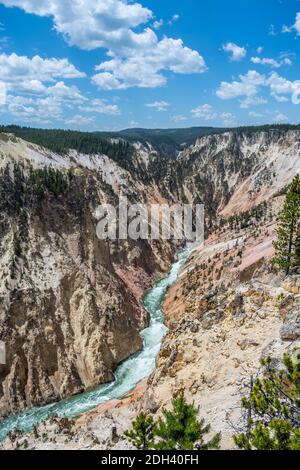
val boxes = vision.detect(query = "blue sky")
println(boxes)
[0,0,299,130]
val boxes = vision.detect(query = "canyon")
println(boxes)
[0,125,300,449]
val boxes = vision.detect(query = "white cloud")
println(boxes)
[146,100,169,111]
[217,70,300,105]
[268,72,300,104]
[8,79,85,103]
[294,13,300,34]
[6,94,63,122]
[222,42,247,62]
[190,104,236,126]
[251,57,280,68]
[273,112,288,123]
[129,120,139,128]
[171,115,187,123]
[240,96,267,109]
[154,14,179,30]
[5,90,120,124]
[220,112,236,126]
[1,1,206,90]
[0,51,90,124]
[46,81,85,101]
[256,46,264,54]
[81,98,120,115]
[153,19,163,30]
[0,52,85,83]
[272,94,289,103]
[0,81,6,105]
[282,25,293,34]
[92,35,206,90]
[168,14,180,26]
[283,58,292,66]
[66,114,95,128]
[217,70,265,100]
[282,12,300,35]
[0,0,153,50]
[249,111,263,118]
[1,77,87,123]
[251,56,292,68]
[191,104,217,120]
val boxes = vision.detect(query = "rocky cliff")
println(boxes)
[175,129,300,224]
[145,201,300,449]
[1,126,300,448]
[0,132,176,417]
[3,202,300,450]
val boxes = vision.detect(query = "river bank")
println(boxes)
[0,246,194,443]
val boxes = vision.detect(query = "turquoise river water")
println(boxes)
[0,246,194,441]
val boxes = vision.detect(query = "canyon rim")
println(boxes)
[0,0,300,456]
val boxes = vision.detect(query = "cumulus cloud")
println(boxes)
[191,104,236,126]
[146,100,169,111]
[153,19,164,30]
[0,53,85,101]
[273,112,288,123]
[251,56,292,68]
[0,51,88,123]
[268,73,300,104]
[1,1,206,91]
[0,48,122,125]
[0,0,152,50]
[272,94,289,103]
[80,98,120,115]
[282,12,300,35]
[5,89,120,122]
[153,14,179,30]
[222,42,247,62]
[294,12,300,34]
[240,96,268,109]
[217,70,300,105]
[0,52,85,83]
[6,79,85,103]
[191,104,217,120]
[0,81,6,105]
[249,111,263,118]
[46,81,85,101]
[168,14,180,26]
[220,112,236,126]
[216,71,265,100]
[6,94,63,123]
[171,115,187,123]
[0,52,85,117]
[66,114,95,128]
[92,35,206,90]
[128,120,139,128]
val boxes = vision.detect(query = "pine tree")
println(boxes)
[124,412,156,450]
[273,175,300,275]
[295,229,300,267]
[153,391,221,450]
[234,352,300,450]
[13,233,22,257]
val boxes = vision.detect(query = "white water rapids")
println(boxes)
[0,246,194,441]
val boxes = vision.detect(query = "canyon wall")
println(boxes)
[1,127,300,428]
[0,133,175,417]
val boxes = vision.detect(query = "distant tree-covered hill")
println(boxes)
[96,124,300,158]
[1,123,299,166]
[0,125,135,172]
[99,127,224,158]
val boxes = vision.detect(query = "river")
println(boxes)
[0,246,194,441]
